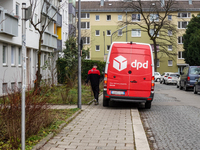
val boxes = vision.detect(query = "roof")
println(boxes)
[76,1,200,12]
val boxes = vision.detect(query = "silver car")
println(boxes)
[154,72,161,82]
[165,73,180,85]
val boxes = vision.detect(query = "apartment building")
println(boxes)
[0,0,63,96]
[76,0,200,74]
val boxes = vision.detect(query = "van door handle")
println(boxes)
[130,80,137,83]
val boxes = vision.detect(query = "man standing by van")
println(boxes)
[86,64,100,105]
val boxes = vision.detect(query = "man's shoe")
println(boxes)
[94,99,97,104]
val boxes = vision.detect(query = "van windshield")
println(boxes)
[190,67,200,75]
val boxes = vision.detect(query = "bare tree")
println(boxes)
[29,0,63,93]
[119,0,179,71]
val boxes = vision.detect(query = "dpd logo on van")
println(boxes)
[113,55,148,71]
[113,55,127,71]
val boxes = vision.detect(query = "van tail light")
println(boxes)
[104,74,108,88]
[187,76,190,81]
[168,77,172,79]
[151,76,155,91]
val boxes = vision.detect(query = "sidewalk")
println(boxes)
[38,95,150,150]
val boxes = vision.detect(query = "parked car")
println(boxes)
[160,72,172,84]
[194,77,200,94]
[179,66,200,91]
[165,73,180,85]
[154,72,161,82]
[176,76,180,88]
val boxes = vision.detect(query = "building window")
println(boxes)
[2,83,8,93]
[96,15,100,21]
[107,45,110,51]
[18,82,22,91]
[118,15,122,21]
[150,14,159,22]
[178,51,184,59]
[95,30,100,36]
[132,14,140,21]
[168,45,172,51]
[150,29,159,37]
[16,3,19,16]
[107,30,111,36]
[11,46,15,66]
[107,15,111,21]
[3,45,7,66]
[86,52,90,59]
[118,29,122,36]
[81,22,90,29]
[96,45,100,51]
[157,59,160,67]
[168,30,172,36]
[178,36,184,44]
[80,13,90,19]
[131,29,141,37]
[178,21,188,29]
[168,15,172,20]
[168,60,173,66]
[82,37,90,44]
[11,82,16,92]
[151,44,159,52]
[178,12,191,18]
[18,47,21,65]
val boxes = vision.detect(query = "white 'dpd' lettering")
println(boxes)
[131,60,148,70]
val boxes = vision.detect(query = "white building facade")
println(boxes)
[0,0,63,96]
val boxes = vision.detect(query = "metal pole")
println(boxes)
[111,25,127,44]
[21,3,26,150]
[78,0,81,109]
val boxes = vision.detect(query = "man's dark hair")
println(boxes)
[93,64,97,66]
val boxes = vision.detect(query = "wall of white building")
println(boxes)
[0,0,62,96]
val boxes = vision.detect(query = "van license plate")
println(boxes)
[111,91,125,95]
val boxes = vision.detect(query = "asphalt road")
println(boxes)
[140,82,200,150]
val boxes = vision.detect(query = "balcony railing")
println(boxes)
[42,31,58,49]
[0,8,18,37]
[42,2,58,21]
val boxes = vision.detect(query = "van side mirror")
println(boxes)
[180,72,184,75]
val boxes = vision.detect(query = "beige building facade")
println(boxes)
[76,0,200,74]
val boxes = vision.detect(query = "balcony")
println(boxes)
[42,2,58,21]
[0,8,18,37]
[42,31,58,49]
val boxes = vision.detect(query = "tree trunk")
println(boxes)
[34,34,43,94]
[153,39,158,72]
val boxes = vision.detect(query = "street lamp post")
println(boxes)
[111,25,127,44]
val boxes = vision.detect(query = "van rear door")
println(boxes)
[128,44,152,97]
[107,43,152,98]
[107,43,132,97]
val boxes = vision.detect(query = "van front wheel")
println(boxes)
[145,102,151,109]
[103,97,109,107]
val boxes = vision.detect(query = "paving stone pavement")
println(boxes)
[41,95,150,150]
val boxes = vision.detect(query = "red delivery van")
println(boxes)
[103,42,155,109]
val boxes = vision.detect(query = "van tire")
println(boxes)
[194,86,197,94]
[145,102,151,109]
[103,97,109,107]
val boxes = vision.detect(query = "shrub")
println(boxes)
[0,86,53,149]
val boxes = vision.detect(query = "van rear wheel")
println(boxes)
[145,102,151,109]
[103,97,109,107]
